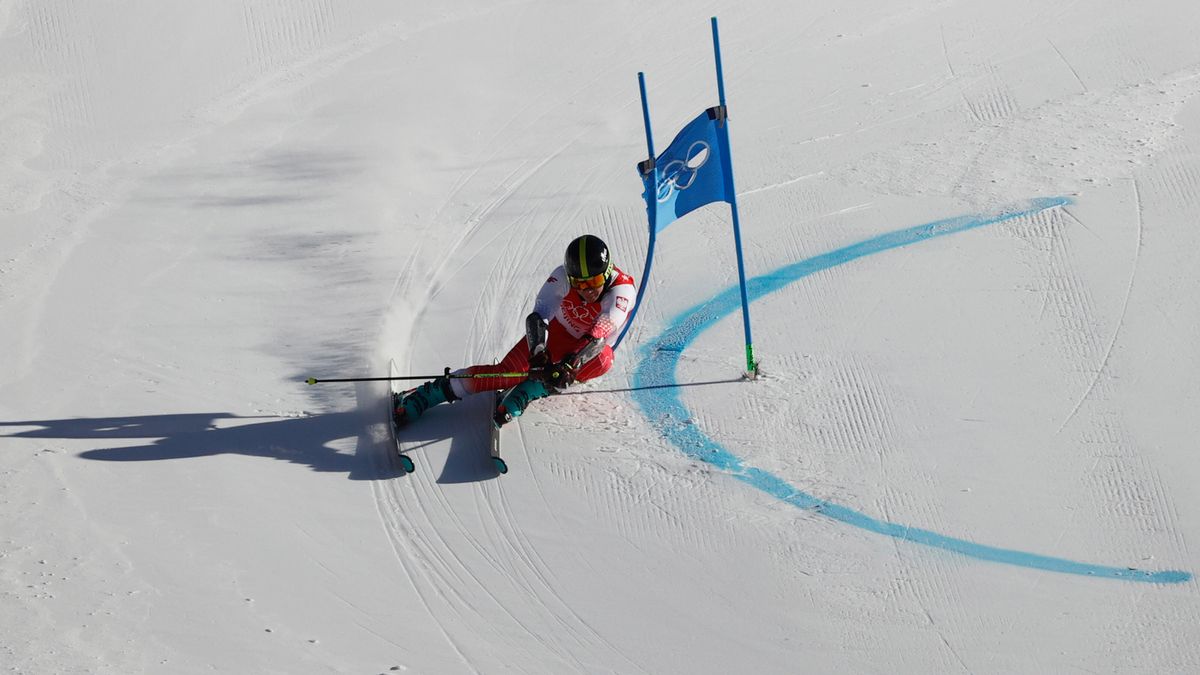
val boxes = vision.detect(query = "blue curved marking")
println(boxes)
[631,197,1191,584]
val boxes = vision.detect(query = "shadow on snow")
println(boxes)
[0,411,401,480]
[0,402,499,484]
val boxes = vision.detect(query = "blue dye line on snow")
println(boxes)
[631,196,1191,584]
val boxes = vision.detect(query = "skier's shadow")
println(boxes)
[0,409,409,481]
[0,400,498,483]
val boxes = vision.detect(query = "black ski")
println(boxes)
[490,389,508,475]
[387,359,416,474]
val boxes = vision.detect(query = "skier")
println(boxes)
[395,234,637,428]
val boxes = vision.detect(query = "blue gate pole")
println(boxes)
[614,72,659,352]
[711,17,758,377]
[638,71,657,160]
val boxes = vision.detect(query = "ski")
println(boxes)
[387,359,416,474]
[490,389,509,475]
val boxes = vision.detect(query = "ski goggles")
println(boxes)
[568,272,608,290]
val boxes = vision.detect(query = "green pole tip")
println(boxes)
[305,377,317,385]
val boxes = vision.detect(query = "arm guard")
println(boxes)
[568,336,605,369]
[525,312,548,358]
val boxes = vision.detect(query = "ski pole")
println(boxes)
[305,369,540,385]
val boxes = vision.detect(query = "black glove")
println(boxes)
[543,359,576,389]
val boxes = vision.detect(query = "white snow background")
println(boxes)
[2,1,1200,673]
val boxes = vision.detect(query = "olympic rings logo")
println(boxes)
[656,141,711,203]
[562,297,599,325]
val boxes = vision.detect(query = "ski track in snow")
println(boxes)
[1056,178,1144,434]
[631,197,1191,584]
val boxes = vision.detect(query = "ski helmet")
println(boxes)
[564,234,612,284]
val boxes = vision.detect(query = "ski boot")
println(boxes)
[394,375,459,427]
[493,379,550,427]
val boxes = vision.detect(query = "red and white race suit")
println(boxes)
[451,264,637,397]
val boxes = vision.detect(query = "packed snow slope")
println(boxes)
[3,1,1200,672]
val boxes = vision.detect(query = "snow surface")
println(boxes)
[3,1,1200,672]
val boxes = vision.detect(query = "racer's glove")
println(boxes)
[543,359,576,389]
